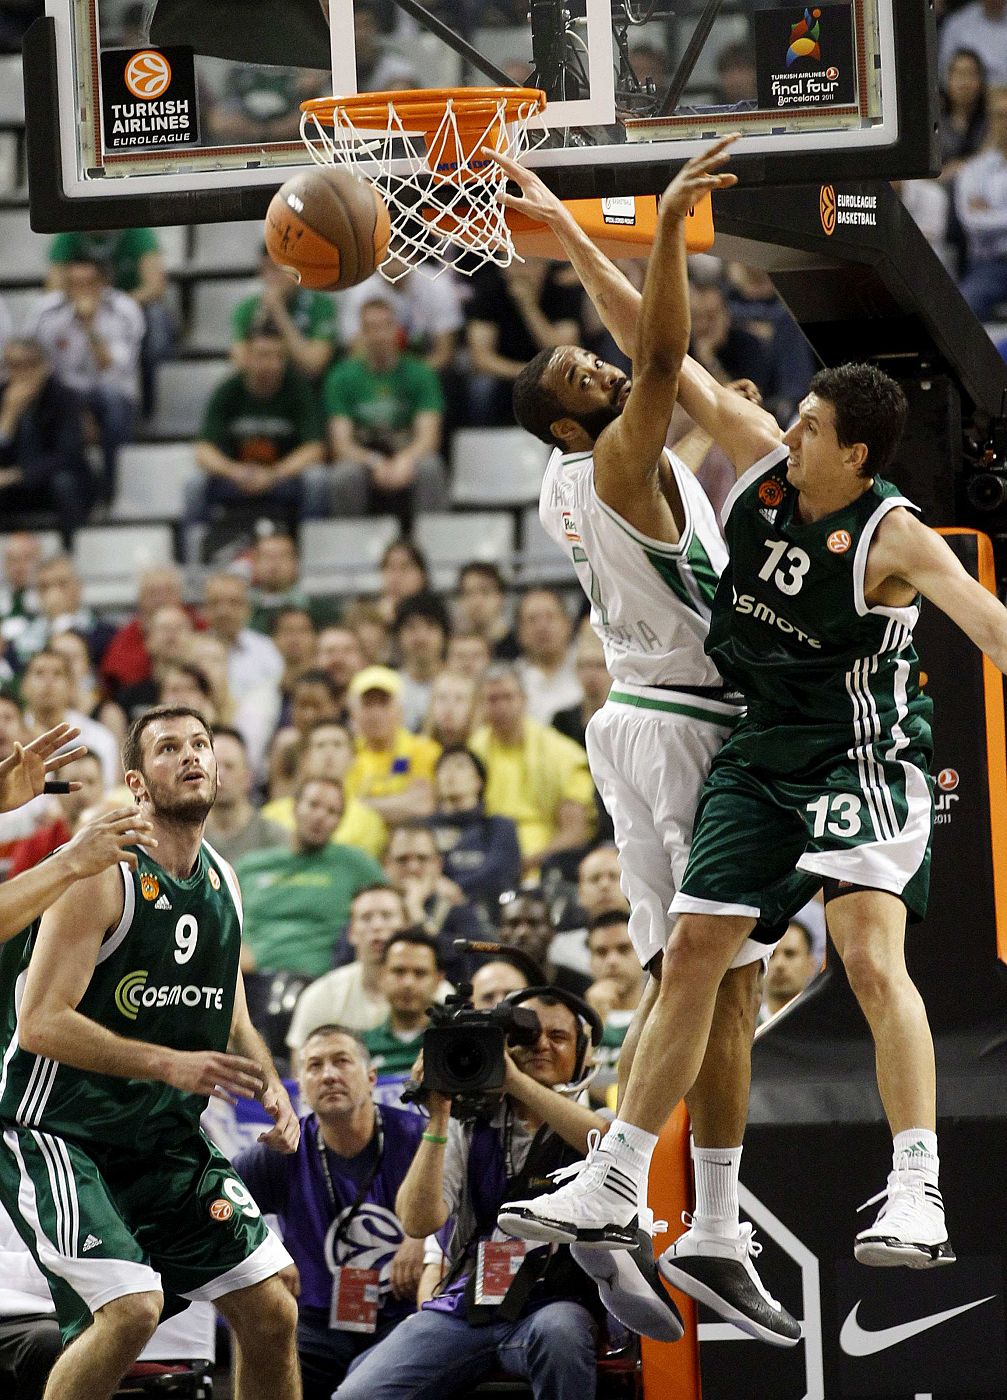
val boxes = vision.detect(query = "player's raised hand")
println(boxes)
[483,145,567,227]
[59,807,157,879]
[661,133,740,222]
[162,1050,265,1103]
[0,723,86,812]
[258,1082,300,1154]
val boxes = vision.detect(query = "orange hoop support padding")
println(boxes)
[508,192,716,260]
[642,1101,702,1399]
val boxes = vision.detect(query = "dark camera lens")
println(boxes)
[443,1040,490,1085]
[966,471,1007,513]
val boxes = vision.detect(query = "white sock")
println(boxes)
[893,1128,939,1187]
[692,1144,742,1237]
[601,1118,659,1180]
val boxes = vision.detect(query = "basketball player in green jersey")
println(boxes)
[0,706,302,1400]
[494,143,1007,1280]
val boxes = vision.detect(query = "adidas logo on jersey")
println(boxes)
[82,1235,102,1252]
[154,893,172,911]
[759,508,778,524]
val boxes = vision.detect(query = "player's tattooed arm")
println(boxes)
[594,138,740,507]
[488,139,777,477]
[488,146,643,362]
[230,969,300,1154]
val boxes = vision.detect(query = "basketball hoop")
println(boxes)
[300,88,547,282]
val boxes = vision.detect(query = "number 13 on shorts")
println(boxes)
[806,792,863,839]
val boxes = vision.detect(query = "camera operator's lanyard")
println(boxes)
[316,1108,386,1240]
[318,1109,385,1334]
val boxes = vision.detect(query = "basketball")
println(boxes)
[263,167,391,291]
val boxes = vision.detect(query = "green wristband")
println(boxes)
[422,1131,448,1145]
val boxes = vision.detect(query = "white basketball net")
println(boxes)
[300,94,546,283]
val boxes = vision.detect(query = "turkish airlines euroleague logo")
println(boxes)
[124,50,172,101]
[820,184,837,236]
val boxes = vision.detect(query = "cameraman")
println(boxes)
[334,991,608,1400]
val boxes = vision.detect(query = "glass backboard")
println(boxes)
[26,0,938,230]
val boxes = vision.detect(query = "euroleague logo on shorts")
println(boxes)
[758,480,785,508]
[209,1198,233,1222]
[124,50,172,101]
[827,529,852,554]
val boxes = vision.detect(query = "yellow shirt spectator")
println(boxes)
[346,727,441,801]
[469,715,595,863]
[260,792,387,860]
[346,666,441,825]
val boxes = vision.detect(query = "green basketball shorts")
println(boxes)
[669,713,934,943]
[0,1125,291,1343]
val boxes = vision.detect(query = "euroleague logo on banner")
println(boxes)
[820,185,837,236]
[935,767,960,826]
[124,50,172,101]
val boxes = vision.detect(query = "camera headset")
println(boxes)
[499,985,604,1083]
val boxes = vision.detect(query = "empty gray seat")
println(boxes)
[187,278,259,352]
[112,444,195,521]
[415,511,514,589]
[0,208,50,283]
[0,54,24,125]
[156,226,191,276]
[190,221,264,276]
[450,427,549,508]
[73,525,175,608]
[518,504,577,583]
[1,287,45,331]
[300,515,398,596]
[147,359,230,439]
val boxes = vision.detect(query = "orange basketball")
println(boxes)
[264,167,391,291]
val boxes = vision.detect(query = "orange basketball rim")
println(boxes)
[302,87,546,184]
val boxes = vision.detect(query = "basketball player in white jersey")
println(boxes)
[500,137,801,1347]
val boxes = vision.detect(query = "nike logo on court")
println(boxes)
[839,1296,996,1356]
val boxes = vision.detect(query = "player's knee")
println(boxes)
[231,1277,298,1354]
[662,915,735,981]
[97,1290,163,1349]
[841,940,898,1009]
[714,963,761,1033]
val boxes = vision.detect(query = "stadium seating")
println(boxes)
[300,515,400,597]
[416,511,516,590]
[518,504,577,583]
[450,427,550,508]
[146,360,230,440]
[112,444,195,522]
[73,524,175,607]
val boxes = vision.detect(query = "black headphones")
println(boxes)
[501,985,604,1081]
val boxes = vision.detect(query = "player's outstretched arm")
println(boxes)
[17,864,265,1102]
[490,146,644,361]
[596,137,738,491]
[870,511,1007,674]
[0,807,155,945]
[229,969,300,1154]
[489,144,781,473]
